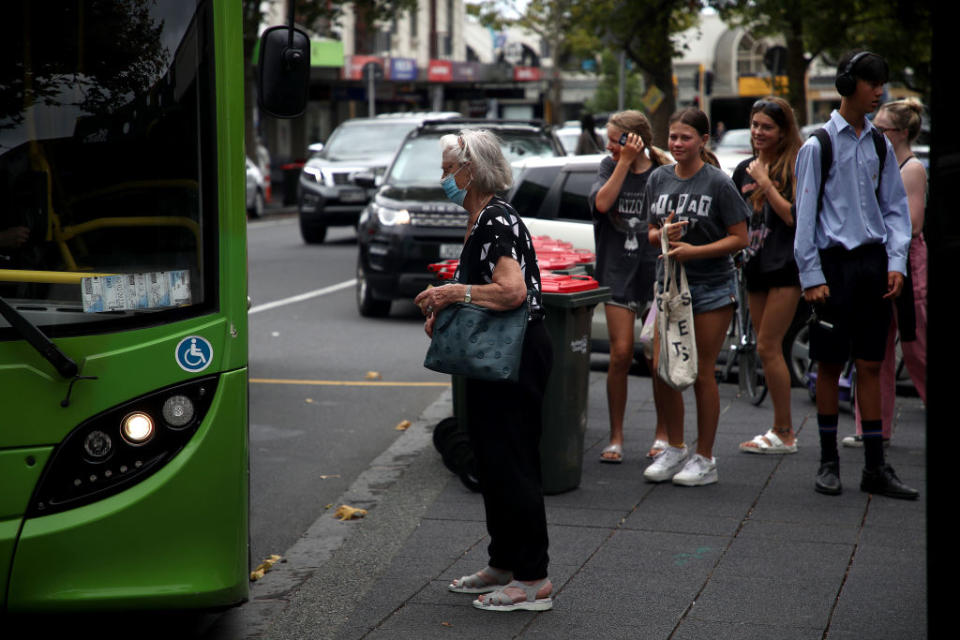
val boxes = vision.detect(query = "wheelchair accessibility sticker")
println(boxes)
[175,336,213,372]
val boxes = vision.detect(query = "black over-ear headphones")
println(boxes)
[835,51,872,97]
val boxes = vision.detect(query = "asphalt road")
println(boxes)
[246,215,450,567]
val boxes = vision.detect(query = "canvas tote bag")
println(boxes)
[656,223,698,390]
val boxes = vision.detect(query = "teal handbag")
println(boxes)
[423,299,529,382]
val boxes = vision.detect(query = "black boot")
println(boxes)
[815,460,842,495]
[861,464,919,500]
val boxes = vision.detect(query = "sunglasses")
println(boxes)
[752,99,787,125]
[875,126,901,134]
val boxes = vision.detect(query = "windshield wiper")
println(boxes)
[0,294,79,379]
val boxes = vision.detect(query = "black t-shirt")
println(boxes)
[588,156,657,304]
[454,197,544,320]
[731,157,797,274]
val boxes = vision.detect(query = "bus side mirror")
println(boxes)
[257,26,310,119]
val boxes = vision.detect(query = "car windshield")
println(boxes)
[387,130,559,186]
[320,122,419,160]
[1,0,215,335]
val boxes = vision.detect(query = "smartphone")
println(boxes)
[618,132,628,146]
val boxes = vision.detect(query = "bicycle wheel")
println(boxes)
[738,345,767,405]
[734,292,766,405]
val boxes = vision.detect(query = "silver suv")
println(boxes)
[298,112,460,243]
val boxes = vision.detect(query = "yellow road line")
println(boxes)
[250,377,450,388]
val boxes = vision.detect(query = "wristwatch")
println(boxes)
[464,285,472,304]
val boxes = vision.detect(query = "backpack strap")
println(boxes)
[811,128,832,216]
[871,127,886,196]
[811,126,887,217]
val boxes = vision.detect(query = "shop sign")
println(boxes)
[390,58,418,81]
[344,55,384,80]
[427,59,453,82]
[452,62,482,82]
[513,66,541,82]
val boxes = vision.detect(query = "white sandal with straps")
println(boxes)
[472,579,553,612]
[448,566,512,594]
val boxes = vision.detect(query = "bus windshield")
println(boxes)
[0,0,216,336]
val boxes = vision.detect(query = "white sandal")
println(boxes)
[739,429,798,455]
[473,579,553,612]
[599,443,623,463]
[448,566,512,594]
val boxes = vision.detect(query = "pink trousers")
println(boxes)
[854,235,927,438]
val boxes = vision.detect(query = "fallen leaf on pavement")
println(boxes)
[333,504,367,521]
[249,554,283,581]
[395,420,412,431]
[365,371,382,380]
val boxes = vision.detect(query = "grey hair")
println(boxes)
[439,129,513,193]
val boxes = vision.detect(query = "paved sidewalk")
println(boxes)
[225,370,926,640]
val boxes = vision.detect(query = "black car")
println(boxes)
[297,112,460,244]
[355,119,565,317]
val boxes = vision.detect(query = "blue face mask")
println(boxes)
[441,164,469,206]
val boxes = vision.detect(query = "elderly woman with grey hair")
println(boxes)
[414,129,554,612]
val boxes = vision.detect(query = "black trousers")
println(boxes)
[465,319,553,581]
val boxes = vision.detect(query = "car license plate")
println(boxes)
[439,244,462,259]
[340,189,366,203]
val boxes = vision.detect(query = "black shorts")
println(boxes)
[744,260,800,293]
[809,244,891,364]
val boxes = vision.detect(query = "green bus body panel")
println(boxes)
[6,369,248,612]
[0,318,240,450]
[0,448,52,521]
[0,0,250,611]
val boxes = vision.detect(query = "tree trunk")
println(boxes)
[785,29,809,126]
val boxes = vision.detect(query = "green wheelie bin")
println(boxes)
[539,274,610,494]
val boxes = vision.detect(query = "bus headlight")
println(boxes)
[83,430,113,461]
[28,375,219,517]
[162,395,195,428]
[121,412,155,445]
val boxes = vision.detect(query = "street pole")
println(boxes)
[618,51,626,112]
[368,68,376,117]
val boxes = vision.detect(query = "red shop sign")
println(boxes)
[513,66,541,82]
[427,59,453,82]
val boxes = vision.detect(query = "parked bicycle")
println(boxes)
[717,253,767,405]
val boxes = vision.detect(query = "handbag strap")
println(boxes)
[660,222,681,295]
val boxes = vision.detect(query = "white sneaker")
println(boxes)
[672,454,718,486]
[643,445,689,483]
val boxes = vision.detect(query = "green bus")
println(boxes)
[0,0,309,612]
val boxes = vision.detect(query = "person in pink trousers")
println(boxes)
[848,98,927,446]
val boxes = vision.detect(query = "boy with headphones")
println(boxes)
[793,51,918,499]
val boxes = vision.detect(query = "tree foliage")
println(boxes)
[710,0,932,125]
[2,0,168,129]
[574,0,702,146]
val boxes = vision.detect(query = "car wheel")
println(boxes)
[300,218,327,244]
[356,259,391,317]
[786,322,812,389]
[248,190,264,219]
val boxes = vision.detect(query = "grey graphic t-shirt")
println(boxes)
[643,162,750,285]
[588,157,657,304]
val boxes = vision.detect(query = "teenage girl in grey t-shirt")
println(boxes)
[642,108,749,488]
[590,110,671,464]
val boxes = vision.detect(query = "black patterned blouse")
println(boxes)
[453,197,544,321]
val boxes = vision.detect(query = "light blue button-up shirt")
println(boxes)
[793,109,911,290]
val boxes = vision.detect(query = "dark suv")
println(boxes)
[298,112,459,243]
[355,119,565,317]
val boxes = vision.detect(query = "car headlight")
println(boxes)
[376,205,410,226]
[303,166,325,184]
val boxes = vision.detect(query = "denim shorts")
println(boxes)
[688,277,737,314]
[605,298,639,313]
